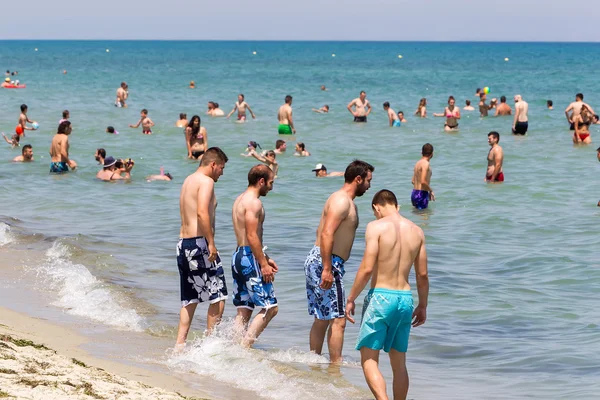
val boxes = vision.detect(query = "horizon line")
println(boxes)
[1,39,600,44]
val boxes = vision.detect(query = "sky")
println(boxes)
[2,0,600,42]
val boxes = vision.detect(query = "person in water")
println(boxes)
[397,111,407,123]
[415,98,427,118]
[49,121,77,174]
[294,142,311,157]
[312,105,329,113]
[464,100,475,111]
[96,156,134,181]
[115,82,128,107]
[411,143,435,210]
[274,139,287,154]
[433,96,460,131]
[207,102,225,117]
[347,91,371,123]
[2,132,20,148]
[227,94,256,121]
[565,93,595,130]
[479,93,496,117]
[383,102,401,127]
[573,104,593,145]
[129,109,154,134]
[13,144,33,162]
[277,95,296,134]
[345,189,429,400]
[547,100,553,110]
[185,115,208,159]
[312,164,343,177]
[146,167,173,181]
[176,113,188,128]
[512,95,529,135]
[494,96,512,116]
[486,132,504,182]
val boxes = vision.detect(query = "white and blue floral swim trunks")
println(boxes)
[304,246,346,320]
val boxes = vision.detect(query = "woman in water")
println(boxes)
[415,98,427,118]
[433,96,460,131]
[185,115,208,159]
[573,104,592,145]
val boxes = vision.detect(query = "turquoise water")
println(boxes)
[1,41,600,399]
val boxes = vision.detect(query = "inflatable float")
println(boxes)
[3,84,26,89]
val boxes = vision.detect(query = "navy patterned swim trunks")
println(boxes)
[304,246,346,320]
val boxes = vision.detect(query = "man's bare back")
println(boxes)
[232,191,264,246]
[179,172,216,239]
[515,100,528,122]
[412,159,431,192]
[314,190,358,260]
[278,104,292,125]
[50,135,69,162]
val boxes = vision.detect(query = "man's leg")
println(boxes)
[176,303,198,346]
[327,317,346,363]
[242,306,278,347]
[309,318,330,354]
[360,347,388,400]
[206,300,225,333]
[389,349,409,400]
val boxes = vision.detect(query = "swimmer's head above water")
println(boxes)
[312,163,328,177]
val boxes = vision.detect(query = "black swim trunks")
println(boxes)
[354,116,367,123]
[191,151,205,159]
[512,121,528,135]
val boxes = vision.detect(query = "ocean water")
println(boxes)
[1,41,600,399]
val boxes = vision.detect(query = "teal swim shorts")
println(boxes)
[355,288,414,353]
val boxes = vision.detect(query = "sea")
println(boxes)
[1,41,600,399]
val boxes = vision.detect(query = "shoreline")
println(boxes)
[0,306,207,399]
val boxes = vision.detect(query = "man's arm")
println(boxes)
[347,100,356,116]
[513,105,520,128]
[565,104,573,122]
[365,101,372,116]
[412,232,429,327]
[288,109,295,133]
[491,148,503,180]
[346,223,380,323]
[584,102,595,115]
[60,141,70,163]
[419,165,433,193]
[148,118,155,127]
[272,161,279,177]
[129,119,142,128]
[246,103,256,118]
[319,196,350,289]
[227,104,238,118]
[197,181,217,261]
[244,199,273,282]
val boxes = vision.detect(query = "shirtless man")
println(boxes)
[383,102,401,127]
[18,104,36,135]
[346,189,429,400]
[464,100,475,111]
[176,113,188,128]
[227,94,256,121]
[49,121,77,174]
[115,82,128,108]
[565,93,595,130]
[312,163,343,177]
[397,111,407,123]
[95,148,106,165]
[129,109,154,134]
[433,96,460,131]
[231,165,279,347]
[312,105,330,113]
[479,93,495,117]
[348,91,372,123]
[175,147,229,348]
[96,156,133,181]
[146,167,172,181]
[494,96,512,116]
[304,160,374,363]
[277,95,296,135]
[512,95,529,135]
[274,139,287,154]
[411,144,435,210]
[486,132,504,183]
[13,144,33,162]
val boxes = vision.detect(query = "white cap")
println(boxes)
[312,163,326,171]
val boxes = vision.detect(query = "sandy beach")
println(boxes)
[0,306,207,400]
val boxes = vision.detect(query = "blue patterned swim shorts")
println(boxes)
[231,246,277,310]
[304,246,346,320]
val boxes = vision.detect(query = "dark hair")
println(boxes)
[547,100,553,107]
[593,114,599,121]
[20,104,27,112]
[476,88,481,93]
[239,93,245,100]
[422,143,434,157]
[214,102,219,108]
[200,147,229,166]
[265,150,276,158]
[488,131,500,141]
[466,100,471,106]
[398,110,404,114]
[297,142,306,151]
[107,126,115,133]
[285,95,293,104]
[208,101,215,108]
[57,121,71,134]
[121,82,127,88]
[360,91,366,95]
[275,139,285,149]
[97,148,106,158]
[448,96,455,102]
[480,93,485,98]
[371,189,398,209]
[324,105,329,110]
[179,113,187,119]
[62,110,69,118]
[187,115,201,138]
[344,160,374,184]
[165,173,173,180]
[141,109,148,114]
[500,96,506,103]
[248,164,273,186]
[22,144,32,154]
[576,93,584,100]
[383,102,390,108]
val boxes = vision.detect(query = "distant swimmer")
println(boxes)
[96,156,134,181]
[512,95,529,135]
[312,163,343,177]
[486,131,504,183]
[305,160,374,363]
[146,167,173,182]
[13,144,33,162]
[175,147,229,348]
[95,148,106,165]
[59,110,70,124]
[106,126,119,135]
[176,113,188,128]
[231,164,279,347]
[573,104,593,145]
[294,142,311,157]
[593,115,600,125]
[547,100,553,110]
[207,102,225,117]
[189,81,196,89]
[433,96,460,131]
[397,111,407,123]
[495,96,512,116]
[129,109,154,134]
[1,77,10,88]
[185,115,208,160]
[321,85,327,91]
[383,102,401,127]
[464,100,475,111]
[115,82,128,108]
[274,139,287,154]
[312,105,330,113]
[277,95,296,135]
[479,93,496,117]
[348,91,372,123]
[2,132,20,148]
[243,145,279,177]
[18,104,36,135]
[475,88,482,97]
[411,143,435,210]
[242,141,262,157]
[415,98,427,118]
[49,121,77,174]
[227,94,256,121]
[565,93,595,130]
[345,189,429,400]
